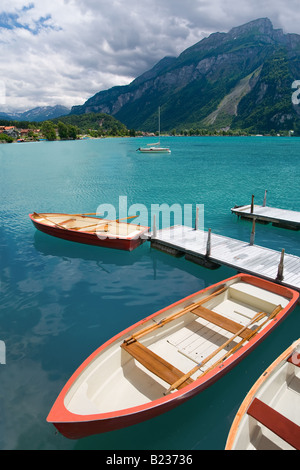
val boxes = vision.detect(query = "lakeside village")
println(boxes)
[0,121,296,143]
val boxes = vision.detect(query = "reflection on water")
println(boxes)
[0,137,299,449]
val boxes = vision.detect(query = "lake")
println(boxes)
[0,136,299,450]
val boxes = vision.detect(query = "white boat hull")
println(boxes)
[137,147,171,153]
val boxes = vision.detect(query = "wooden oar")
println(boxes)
[116,215,138,223]
[69,212,103,217]
[73,222,112,231]
[165,304,283,394]
[33,213,69,230]
[198,304,283,379]
[71,214,137,222]
[71,215,138,230]
[124,285,228,345]
[164,309,268,394]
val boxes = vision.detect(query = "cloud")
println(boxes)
[0,0,300,112]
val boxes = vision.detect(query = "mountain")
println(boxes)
[0,105,70,122]
[71,18,300,133]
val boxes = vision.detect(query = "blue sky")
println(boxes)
[0,0,299,112]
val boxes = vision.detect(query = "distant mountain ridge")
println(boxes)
[0,105,70,122]
[71,18,300,133]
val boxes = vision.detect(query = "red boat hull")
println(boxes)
[47,274,299,439]
[29,214,147,251]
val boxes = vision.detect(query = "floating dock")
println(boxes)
[231,192,300,230]
[149,225,300,293]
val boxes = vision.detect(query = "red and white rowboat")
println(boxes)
[47,274,299,439]
[29,212,149,251]
[225,338,300,450]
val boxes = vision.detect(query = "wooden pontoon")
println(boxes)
[149,225,300,292]
[231,192,300,230]
[47,274,299,439]
[225,339,300,450]
[29,212,149,251]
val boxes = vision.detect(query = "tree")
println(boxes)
[67,125,79,139]
[58,121,68,139]
[0,133,13,143]
[41,121,57,141]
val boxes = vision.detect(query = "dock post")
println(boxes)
[153,215,157,238]
[263,190,267,207]
[195,207,199,230]
[250,218,256,245]
[251,194,254,213]
[206,229,211,257]
[276,249,285,281]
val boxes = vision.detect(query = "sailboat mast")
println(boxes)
[158,106,160,144]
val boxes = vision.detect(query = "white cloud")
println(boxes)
[0,0,300,112]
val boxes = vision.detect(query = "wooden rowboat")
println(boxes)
[225,338,300,450]
[29,212,149,251]
[47,274,299,439]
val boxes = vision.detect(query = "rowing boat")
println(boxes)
[46,274,299,439]
[225,338,300,450]
[29,212,149,251]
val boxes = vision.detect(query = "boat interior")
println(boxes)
[64,278,291,416]
[31,212,146,238]
[232,351,300,450]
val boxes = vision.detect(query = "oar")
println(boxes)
[198,304,283,380]
[116,215,138,223]
[124,285,228,345]
[197,305,282,378]
[75,216,138,232]
[73,222,111,231]
[69,212,103,217]
[165,304,283,394]
[32,212,69,230]
[164,309,269,395]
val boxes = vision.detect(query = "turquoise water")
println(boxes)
[0,136,299,450]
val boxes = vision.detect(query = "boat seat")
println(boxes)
[121,340,194,390]
[59,218,76,225]
[190,305,254,339]
[247,398,300,450]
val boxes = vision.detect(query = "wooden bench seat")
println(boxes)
[247,397,300,450]
[121,340,194,390]
[191,305,254,339]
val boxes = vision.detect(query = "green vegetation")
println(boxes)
[41,121,57,141]
[52,112,128,137]
[0,112,130,142]
[231,49,299,134]
[0,133,14,143]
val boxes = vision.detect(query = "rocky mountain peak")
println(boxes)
[70,18,300,134]
[229,17,274,37]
